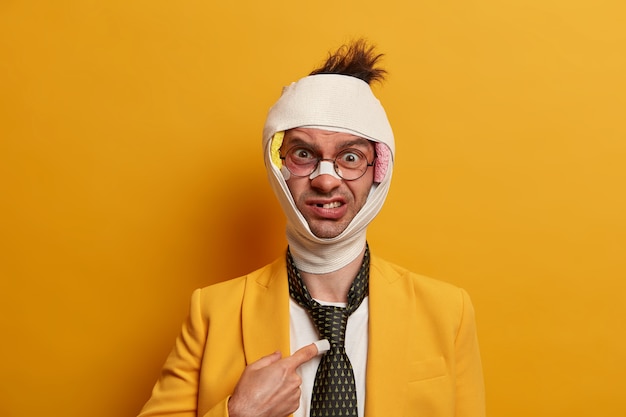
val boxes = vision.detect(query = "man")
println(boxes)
[138,40,485,417]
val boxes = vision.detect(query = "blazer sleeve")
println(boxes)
[454,288,486,417]
[137,289,231,417]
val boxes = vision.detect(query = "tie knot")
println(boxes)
[310,305,349,346]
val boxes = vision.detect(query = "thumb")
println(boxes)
[248,350,282,370]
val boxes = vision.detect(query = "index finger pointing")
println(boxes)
[288,340,328,367]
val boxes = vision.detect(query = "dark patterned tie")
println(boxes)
[287,246,370,417]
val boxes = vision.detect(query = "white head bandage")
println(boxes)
[263,74,395,274]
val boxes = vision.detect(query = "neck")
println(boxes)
[300,245,366,303]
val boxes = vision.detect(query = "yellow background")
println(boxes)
[1,1,625,416]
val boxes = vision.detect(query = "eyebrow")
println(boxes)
[283,136,374,153]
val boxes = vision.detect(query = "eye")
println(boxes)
[337,149,365,167]
[289,147,317,165]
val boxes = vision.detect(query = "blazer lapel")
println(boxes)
[241,257,291,363]
[365,256,412,417]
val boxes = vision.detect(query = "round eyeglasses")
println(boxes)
[280,146,375,181]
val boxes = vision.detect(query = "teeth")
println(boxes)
[321,201,342,209]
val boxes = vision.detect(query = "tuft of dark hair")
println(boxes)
[309,39,387,85]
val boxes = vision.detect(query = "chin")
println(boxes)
[309,224,348,239]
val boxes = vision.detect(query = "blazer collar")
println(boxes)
[365,255,412,417]
[241,256,291,363]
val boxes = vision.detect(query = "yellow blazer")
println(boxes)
[138,255,485,417]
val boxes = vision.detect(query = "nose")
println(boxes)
[309,160,341,180]
[309,160,342,191]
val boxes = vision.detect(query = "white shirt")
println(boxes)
[289,296,369,417]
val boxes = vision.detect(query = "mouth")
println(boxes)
[305,197,348,221]
[316,201,343,209]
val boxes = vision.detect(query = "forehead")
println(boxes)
[283,127,373,150]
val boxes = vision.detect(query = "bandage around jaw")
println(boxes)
[263,74,395,274]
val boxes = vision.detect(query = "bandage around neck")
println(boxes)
[263,74,395,274]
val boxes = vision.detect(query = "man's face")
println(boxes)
[281,127,375,239]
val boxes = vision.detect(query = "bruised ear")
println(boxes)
[374,142,391,183]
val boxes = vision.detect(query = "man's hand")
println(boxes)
[227,342,320,417]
